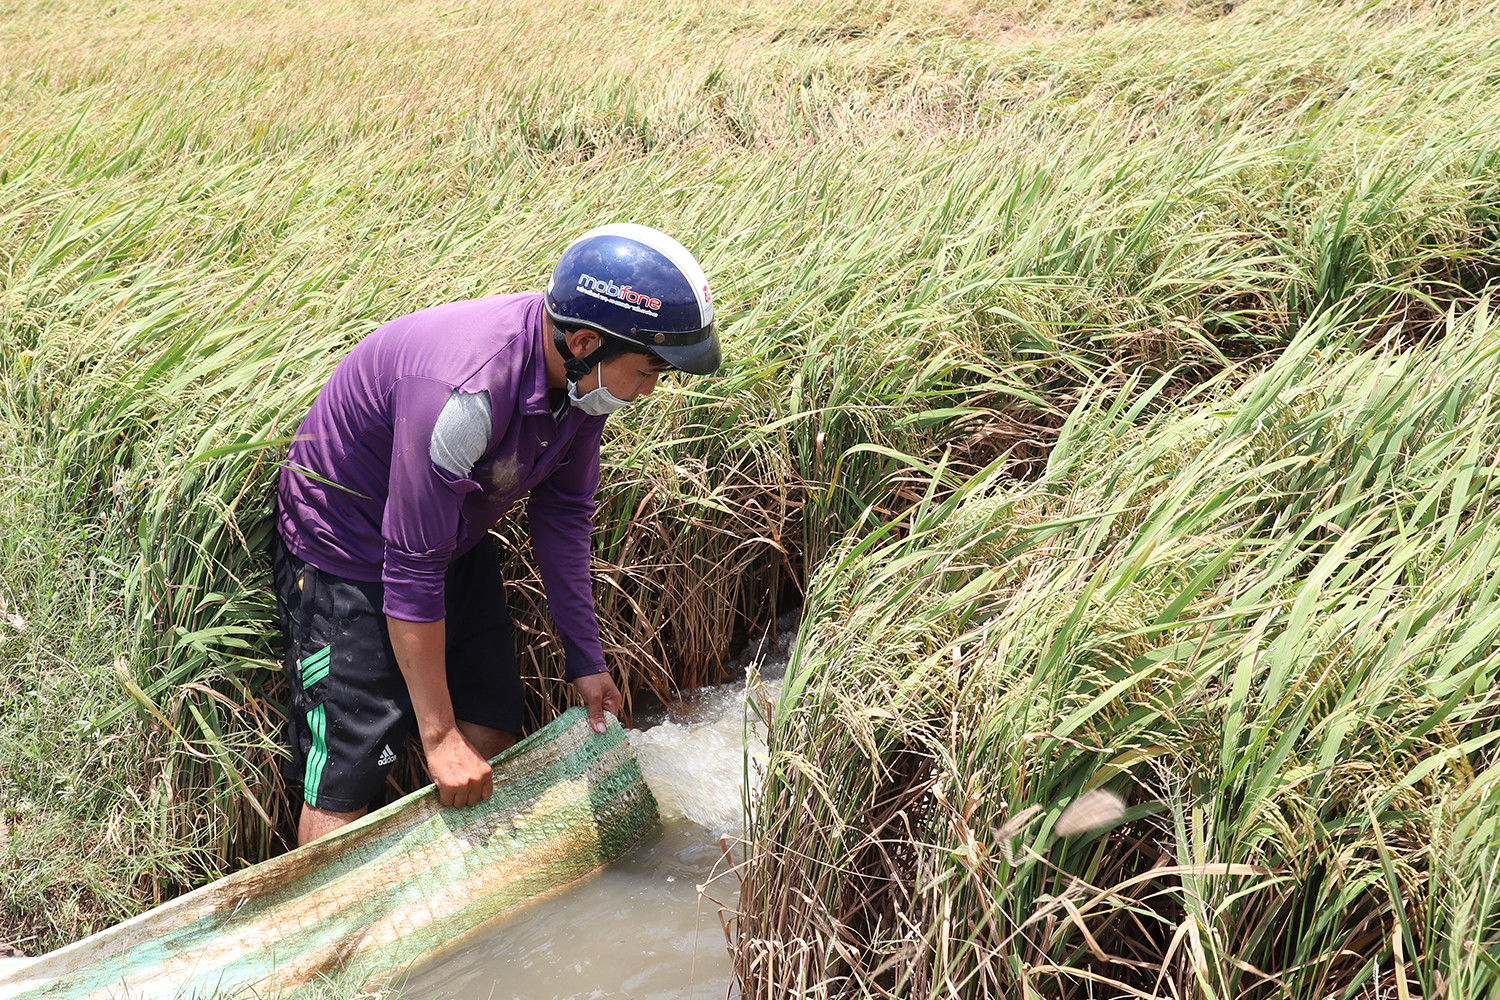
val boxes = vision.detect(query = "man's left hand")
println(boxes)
[573,671,622,734]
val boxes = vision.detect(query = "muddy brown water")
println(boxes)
[402,639,789,1000]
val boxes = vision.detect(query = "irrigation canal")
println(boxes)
[401,629,791,1000]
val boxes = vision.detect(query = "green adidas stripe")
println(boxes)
[300,646,331,689]
[304,704,328,807]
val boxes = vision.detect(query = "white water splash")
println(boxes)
[627,681,771,836]
[625,614,793,836]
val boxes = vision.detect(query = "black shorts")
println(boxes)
[271,535,524,813]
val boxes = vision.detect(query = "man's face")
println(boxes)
[588,351,664,403]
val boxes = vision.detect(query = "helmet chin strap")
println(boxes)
[554,326,615,384]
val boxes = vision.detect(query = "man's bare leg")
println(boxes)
[458,720,517,760]
[298,804,367,847]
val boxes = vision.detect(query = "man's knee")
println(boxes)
[457,720,517,760]
[298,803,367,848]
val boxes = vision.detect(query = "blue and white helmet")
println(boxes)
[544,223,721,376]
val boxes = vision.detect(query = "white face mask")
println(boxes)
[567,379,630,416]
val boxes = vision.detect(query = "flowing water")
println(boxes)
[402,621,793,1000]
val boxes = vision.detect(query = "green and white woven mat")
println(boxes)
[0,708,659,999]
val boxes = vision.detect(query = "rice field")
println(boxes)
[1,0,1499,993]
[738,312,1500,997]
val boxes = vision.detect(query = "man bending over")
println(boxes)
[272,224,721,846]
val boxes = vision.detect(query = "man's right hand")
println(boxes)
[424,726,494,807]
[387,615,494,809]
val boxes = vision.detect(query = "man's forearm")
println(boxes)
[386,616,455,741]
[386,615,494,807]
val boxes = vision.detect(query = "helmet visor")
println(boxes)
[646,324,721,375]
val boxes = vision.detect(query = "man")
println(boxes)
[272,223,720,846]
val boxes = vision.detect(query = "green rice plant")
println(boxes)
[4,0,1500,952]
[736,301,1500,998]
[1413,782,1500,999]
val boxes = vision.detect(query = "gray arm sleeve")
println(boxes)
[429,390,493,477]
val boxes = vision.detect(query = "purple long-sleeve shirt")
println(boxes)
[275,293,610,679]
